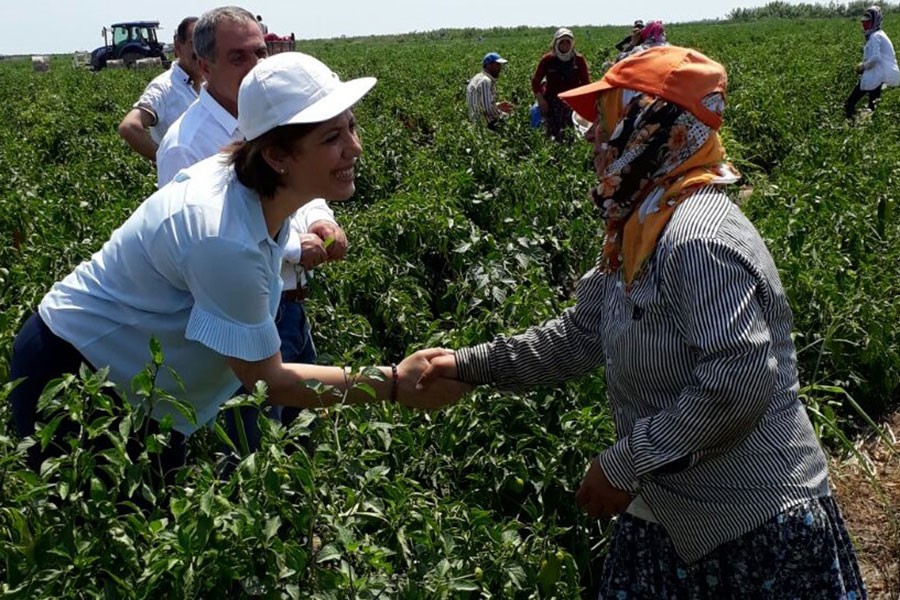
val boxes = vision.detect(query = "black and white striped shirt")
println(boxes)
[455,186,830,563]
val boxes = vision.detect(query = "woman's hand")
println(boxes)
[416,351,458,387]
[575,458,633,518]
[395,349,470,410]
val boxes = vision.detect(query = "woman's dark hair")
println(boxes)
[226,123,319,198]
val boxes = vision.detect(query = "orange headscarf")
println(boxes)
[593,89,739,286]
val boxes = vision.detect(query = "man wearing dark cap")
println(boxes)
[615,19,645,52]
[466,52,514,129]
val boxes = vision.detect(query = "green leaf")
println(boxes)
[264,516,281,541]
[316,543,341,563]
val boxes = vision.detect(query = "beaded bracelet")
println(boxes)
[390,362,399,403]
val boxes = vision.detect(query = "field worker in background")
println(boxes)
[256,14,268,34]
[637,20,667,47]
[417,45,866,599]
[603,20,670,75]
[158,6,349,453]
[531,28,590,141]
[845,5,899,120]
[617,19,668,62]
[7,52,466,476]
[614,19,644,52]
[466,52,514,129]
[117,17,201,162]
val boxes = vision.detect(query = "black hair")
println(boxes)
[175,16,198,43]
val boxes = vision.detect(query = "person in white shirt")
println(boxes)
[156,7,268,186]
[8,52,465,476]
[157,7,349,451]
[117,17,202,162]
[466,52,513,129]
[845,5,900,119]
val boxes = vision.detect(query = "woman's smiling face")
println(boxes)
[279,110,363,203]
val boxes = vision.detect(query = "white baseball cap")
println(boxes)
[238,52,377,141]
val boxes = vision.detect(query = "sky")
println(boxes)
[2,0,789,55]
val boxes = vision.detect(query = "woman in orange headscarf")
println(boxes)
[420,46,866,598]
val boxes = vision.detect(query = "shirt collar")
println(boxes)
[171,61,192,85]
[198,87,241,137]
[226,170,287,248]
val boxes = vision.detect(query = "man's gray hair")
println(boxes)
[193,6,260,62]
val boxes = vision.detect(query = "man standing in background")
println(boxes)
[466,52,514,129]
[117,17,202,162]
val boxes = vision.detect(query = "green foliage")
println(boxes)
[728,0,900,21]
[1,18,899,596]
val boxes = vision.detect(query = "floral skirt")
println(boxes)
[598,496,866,599]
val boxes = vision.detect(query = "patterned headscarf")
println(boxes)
[552,28,575,61]
[611,21,668,66]
[593,90,739,285]
[862,6,883,39]
[640,21,667,45]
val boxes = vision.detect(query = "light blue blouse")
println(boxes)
[39,155,288,435]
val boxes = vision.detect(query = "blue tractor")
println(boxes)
[90,21,167,70]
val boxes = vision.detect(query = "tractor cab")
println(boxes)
[90,21,166,70]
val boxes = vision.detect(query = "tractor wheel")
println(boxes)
[121,52,143,68]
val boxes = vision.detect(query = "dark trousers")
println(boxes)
[545,97,574,143]
[845,81,882,118]
[8,312,186,476]
[222,297,317,453]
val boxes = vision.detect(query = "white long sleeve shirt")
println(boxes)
[861,30,900,91]
[281,200,336,291]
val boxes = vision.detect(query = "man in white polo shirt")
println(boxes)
[156,7,267,185]
[157,6,348,451]
[117,17,202,162]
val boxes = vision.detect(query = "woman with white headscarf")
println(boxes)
[845,5,899,119]
[531,27,590,141]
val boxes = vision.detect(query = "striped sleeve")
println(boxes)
[476,77,502,122]
[599,237,776,492]
[456,266,607,388]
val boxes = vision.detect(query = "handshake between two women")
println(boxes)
[379,348,469,411]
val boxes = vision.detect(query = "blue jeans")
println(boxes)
[222,298,316,453]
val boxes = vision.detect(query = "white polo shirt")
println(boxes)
[133,61,199,144]
[156,87,241,187]
[39,157,288,435]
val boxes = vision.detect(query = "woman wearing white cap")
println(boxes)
[531,28,590,141]
[8,52,466,473]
